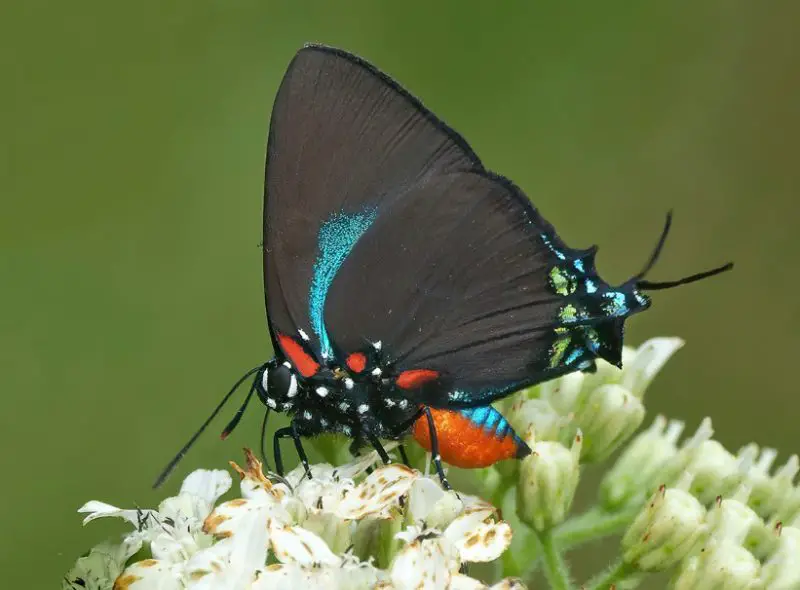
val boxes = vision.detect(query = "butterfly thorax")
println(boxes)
[256,355,420,442]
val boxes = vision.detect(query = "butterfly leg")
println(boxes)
[259,408,271,470]
[273,422,312,479]
[348,439,376,474]
[398,444,410,466]
[421,406,451,490]
[365,432,392,464]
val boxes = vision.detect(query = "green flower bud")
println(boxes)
[671,541,761,590]
[761,525,800,589]
[573,384,645,463]
[744,447,799,520]
[618,337,684,398]
[769,485,800,530]
[687,441,748,506]
[516,433,582,531]
[507,397,568,443]
[657,418,715,486]
[600,416,686,509]
[539,371,586,416]
[706,487,762,545]
[622,474,708,572]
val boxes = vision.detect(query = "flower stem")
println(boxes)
[534,531,573,590]
[585,560,639,590]
[554,504,641,550]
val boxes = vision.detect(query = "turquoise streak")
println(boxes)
[310,209,377,358]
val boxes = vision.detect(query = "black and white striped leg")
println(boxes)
[273,422,311,480]
[422,406,451,490]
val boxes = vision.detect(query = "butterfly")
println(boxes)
[155,44,731,488]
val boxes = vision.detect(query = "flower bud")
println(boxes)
[600,416,685,509]
[744,447,799,520]
[619,337,684,398]
[539,371,586,417]
[621,474,707,571]
[573,384,645,463]
[657,418,714,486]
[706,487,762,545]
[769,485,800,530]
[507,397,568,443]
[687,441,746,506]
[761,525,800,589]
[516,433,582,531]
[671,541,761,590]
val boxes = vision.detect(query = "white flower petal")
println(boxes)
[78,501,155,527]
[444,508,512,563]
[390,534,458,590]
[450,572,487,589]
[252,563,333,590]
[179,469,232,507]
[284,462,336,488]
[269,522,341,566]
[620,337,684,398]
[113,559,181,590]
[442,507,495,542]
[408,477,445,523]
[202,497,271,580]
[337,465,418,520]
[395,524,424,544]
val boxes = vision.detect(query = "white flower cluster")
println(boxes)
[617,441,800,589]
[499,337,686,531]
[65,449,524,590]
[65,336,800,589]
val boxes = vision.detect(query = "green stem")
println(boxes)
[585,560,638,590]
[534,531,573,590]
[554,504,641,550]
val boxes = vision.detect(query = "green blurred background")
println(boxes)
[2,1,798,587]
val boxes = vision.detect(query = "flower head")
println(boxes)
[68,448,522,589]
[516,432,582,531]
[621,473,708,571]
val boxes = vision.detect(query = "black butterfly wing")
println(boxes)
[324,169,650,406]
[264,45,482,362]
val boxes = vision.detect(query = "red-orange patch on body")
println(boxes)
[346,352,367,373]
[396,369,439,389]
[277,334,319,377]
[411,407,519,468]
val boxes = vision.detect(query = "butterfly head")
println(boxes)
[257,359,299,411]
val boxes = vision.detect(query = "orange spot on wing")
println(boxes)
[277,334,319,377]
[396,369,439,389]
[412,407,521,468]
[346,352,367,373]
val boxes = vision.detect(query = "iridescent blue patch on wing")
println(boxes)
[541,234,566,260]
[310,209,377,357]
[602,291,629,316]
[565,348,583,365]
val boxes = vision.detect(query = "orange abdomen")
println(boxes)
[411,406,529,468]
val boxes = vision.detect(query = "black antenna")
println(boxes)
[631,211,733,291]
[638,262,734,290]
[153,364,263,488]
[220,378,258,440]
[633,210,673,281]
